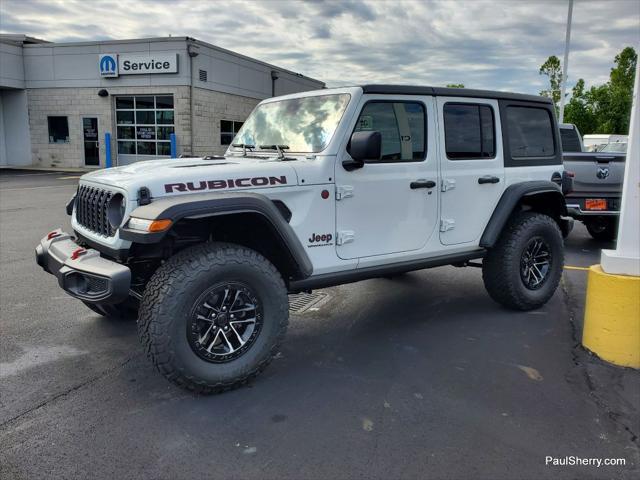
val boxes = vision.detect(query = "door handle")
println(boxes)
[410,180,436,189]
[478,176,500,184]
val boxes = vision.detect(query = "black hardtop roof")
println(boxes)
[361,84,552,104]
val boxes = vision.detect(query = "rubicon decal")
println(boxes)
[165,176,288,193]
[307,232,333,248]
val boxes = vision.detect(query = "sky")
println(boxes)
[1,0,638,95]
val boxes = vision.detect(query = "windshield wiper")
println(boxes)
[259,144,290,160]
[231,143,255,157]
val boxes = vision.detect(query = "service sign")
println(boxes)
[99,53,178,77]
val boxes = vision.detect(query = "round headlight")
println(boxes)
[107,193,125,229]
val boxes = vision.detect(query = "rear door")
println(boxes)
[436,97,505,245]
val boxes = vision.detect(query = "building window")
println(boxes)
[220,120,244,145]
[115,95,175,156]
[506,106,555,158]
[443,103,495,160]
[47,116,69,143]
[353,101,426,162]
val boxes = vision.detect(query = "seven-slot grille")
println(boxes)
[75,185,117,237]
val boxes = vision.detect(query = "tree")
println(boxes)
[556,46,637,135]
[563,79,596,133]
[539,55,563,113]
[446,83,465,88]
[605,46,637,134]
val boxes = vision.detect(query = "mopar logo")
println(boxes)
[99,54,118,77]
[596,167,610,180]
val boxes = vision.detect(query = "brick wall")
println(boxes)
[192,87,259,157]
[26,86,191,168]
[26,86,262,167]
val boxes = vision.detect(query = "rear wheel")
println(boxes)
[585,217,617,241]
[482,212,564,311]
[137,242,289,394]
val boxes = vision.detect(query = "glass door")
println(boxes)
[83,117,99,166]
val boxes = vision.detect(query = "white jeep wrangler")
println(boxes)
[36,85,572,393]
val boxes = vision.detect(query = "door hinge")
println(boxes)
[336,230,355,245]
[440,219,456,232]
[336,185,354,200]
[441,178,456,192]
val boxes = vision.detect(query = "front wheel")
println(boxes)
[137,242,289,394]
[482,212,564,311]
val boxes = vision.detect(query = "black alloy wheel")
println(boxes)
[520,237,552,290]
[188,282,263,363]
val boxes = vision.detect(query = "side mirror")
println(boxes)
[344,131,381,171]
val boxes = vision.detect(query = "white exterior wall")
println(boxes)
[191,39,323,99]
[0,41,25,89]
[1,90,31,167]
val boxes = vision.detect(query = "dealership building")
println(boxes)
[0,34,324,169]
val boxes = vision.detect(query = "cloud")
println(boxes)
[1,0,638,94]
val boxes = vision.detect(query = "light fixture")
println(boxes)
[98,89,109,97]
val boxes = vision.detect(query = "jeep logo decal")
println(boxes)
[164,176,287,193]
[308,232,333,248]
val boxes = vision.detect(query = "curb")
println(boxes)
[582,264,640,368]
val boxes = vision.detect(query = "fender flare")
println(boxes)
[480,181,567,248]
[120,192,313,278]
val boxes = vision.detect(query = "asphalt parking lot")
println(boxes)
[1,169,638,480]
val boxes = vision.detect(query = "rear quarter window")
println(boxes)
[506,106,555,158]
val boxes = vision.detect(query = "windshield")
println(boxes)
[231,94,351,153]
[599,142,627,153]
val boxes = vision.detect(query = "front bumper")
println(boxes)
[35,229,131,304]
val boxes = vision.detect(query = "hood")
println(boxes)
[81,156,299,198]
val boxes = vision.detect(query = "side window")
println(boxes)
[506,106,555,157]
[354,101,425,161]
[47,116,70,144]
[443,103,495,159]
[220,120,244,146]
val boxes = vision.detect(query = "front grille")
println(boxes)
[75,185,116,237]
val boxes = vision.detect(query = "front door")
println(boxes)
[83,117,99,166]
[436,97,505,245]
[335,97,438,260]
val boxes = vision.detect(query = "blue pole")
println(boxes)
[105,132,112,168]
[170,133,177,158]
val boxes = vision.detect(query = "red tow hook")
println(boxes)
[47,231,61,240]
[70,247,87,260]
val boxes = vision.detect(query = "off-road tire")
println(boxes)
[585,217,617,241]
[83,299,138,319]
[137,242,289,394]
[482,212,564,311]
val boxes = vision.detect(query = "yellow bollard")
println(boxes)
[582,265,640,368]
